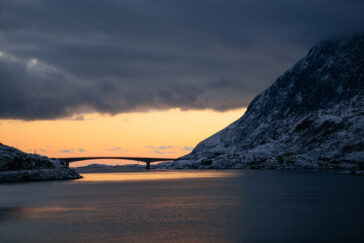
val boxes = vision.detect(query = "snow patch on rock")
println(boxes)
[0,143,81,182]
[170,34,364,170]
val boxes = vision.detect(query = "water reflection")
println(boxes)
[78,170,239,182]
[0,207,24,221]
[1,170,363,242]
[0,206,96,222]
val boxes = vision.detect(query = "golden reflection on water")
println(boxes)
[78,170,239,182]
[24,206,95,213]
[0,206,96,220]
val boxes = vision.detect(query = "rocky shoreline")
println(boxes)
[0,143,82,182]
[0,168,82,182]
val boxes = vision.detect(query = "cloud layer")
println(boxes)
[1,0,363,120]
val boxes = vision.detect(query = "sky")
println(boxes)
[0,108,245,166]
[0,0,363,162]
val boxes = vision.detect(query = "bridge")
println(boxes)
[53,156,176,170]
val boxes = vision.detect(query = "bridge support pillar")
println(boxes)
[146,161,151,170]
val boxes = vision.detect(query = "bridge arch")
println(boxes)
[53,156,175,170]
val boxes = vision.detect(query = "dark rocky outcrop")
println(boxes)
[0,143,81,182]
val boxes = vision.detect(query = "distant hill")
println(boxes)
[0,143,81,182]
[172,34,364,169]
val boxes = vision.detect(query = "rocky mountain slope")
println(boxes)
[0,143,81,182]
[171,34,364,169]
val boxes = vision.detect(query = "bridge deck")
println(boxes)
[53,156,176,170]
[55,156,175,163]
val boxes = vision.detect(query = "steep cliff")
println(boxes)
[172,35,364,169]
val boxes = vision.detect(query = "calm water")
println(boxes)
[0,169,363,242]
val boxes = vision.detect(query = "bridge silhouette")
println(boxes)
[54,156,176,170]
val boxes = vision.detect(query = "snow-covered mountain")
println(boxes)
[172,34,364,169]
[0,143,81,182]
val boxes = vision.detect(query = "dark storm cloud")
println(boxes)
[1,0,363,119]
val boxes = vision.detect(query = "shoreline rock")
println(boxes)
[0,168,82,182]
[0,143,82,182]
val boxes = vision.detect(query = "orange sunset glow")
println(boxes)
[0,108,246,165]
